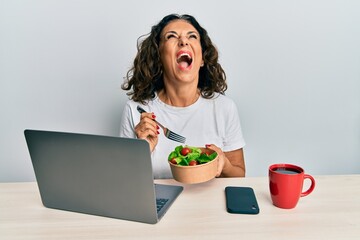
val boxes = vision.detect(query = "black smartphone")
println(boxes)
[225,186,260,214]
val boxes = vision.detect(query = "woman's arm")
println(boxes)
[221,148,245,177]
[207,145,245,177]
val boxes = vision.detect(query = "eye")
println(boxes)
[189,34,198,39]
[165,34,177,40]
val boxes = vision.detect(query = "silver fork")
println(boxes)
[136,106,186,144]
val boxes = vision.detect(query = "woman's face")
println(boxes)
[159,20,204,86]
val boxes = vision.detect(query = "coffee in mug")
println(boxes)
[269,163,315,209]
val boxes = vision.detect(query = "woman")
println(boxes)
[120,14,246,179]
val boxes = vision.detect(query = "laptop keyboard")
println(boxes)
[156,198,169,213]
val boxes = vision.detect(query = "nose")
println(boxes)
[178,36,189,46]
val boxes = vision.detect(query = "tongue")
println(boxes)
[179,61,189,69]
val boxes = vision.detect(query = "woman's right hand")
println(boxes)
[134,112,159,152]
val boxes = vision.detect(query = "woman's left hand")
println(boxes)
[205,144,226,177]
[205,144,245,177]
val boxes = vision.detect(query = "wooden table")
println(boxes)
[1,175,359,239]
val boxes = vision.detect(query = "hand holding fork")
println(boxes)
[136,106,186,144]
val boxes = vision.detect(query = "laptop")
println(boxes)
[24,129,183,224]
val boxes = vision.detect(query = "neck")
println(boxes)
[158,87,200,107]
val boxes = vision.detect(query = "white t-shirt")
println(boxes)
[119,93,246,179]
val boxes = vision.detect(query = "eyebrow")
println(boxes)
[188,31,199,36]
[163,30,200,36]
[164,30,178,35]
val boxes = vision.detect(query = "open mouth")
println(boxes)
[176,51,193,70]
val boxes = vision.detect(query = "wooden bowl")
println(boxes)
[169,148,218,184]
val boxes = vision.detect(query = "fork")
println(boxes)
[136,106,186,144]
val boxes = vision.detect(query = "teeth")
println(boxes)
[180,53,191,58]
[177,52,192,60]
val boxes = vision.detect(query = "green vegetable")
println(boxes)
[168,145,218,166]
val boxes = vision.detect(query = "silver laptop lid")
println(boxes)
[24,129,182,224]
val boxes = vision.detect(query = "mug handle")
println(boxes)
[301,174,316,197]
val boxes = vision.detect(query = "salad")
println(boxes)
[168,145,218,166]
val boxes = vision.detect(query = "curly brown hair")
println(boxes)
[122,14,227,104]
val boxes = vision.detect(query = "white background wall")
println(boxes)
[1,0,359,182]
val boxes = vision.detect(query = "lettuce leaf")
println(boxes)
[168,145,217,166]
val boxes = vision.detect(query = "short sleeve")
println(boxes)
[119,101,137,138]
[217,97,246,152]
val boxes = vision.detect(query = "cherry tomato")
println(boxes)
[180,147,191,156]
[189,160,198,166]
[201,152,209,157]
[169,158,177,165]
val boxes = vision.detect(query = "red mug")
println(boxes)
[269,163,315,209]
